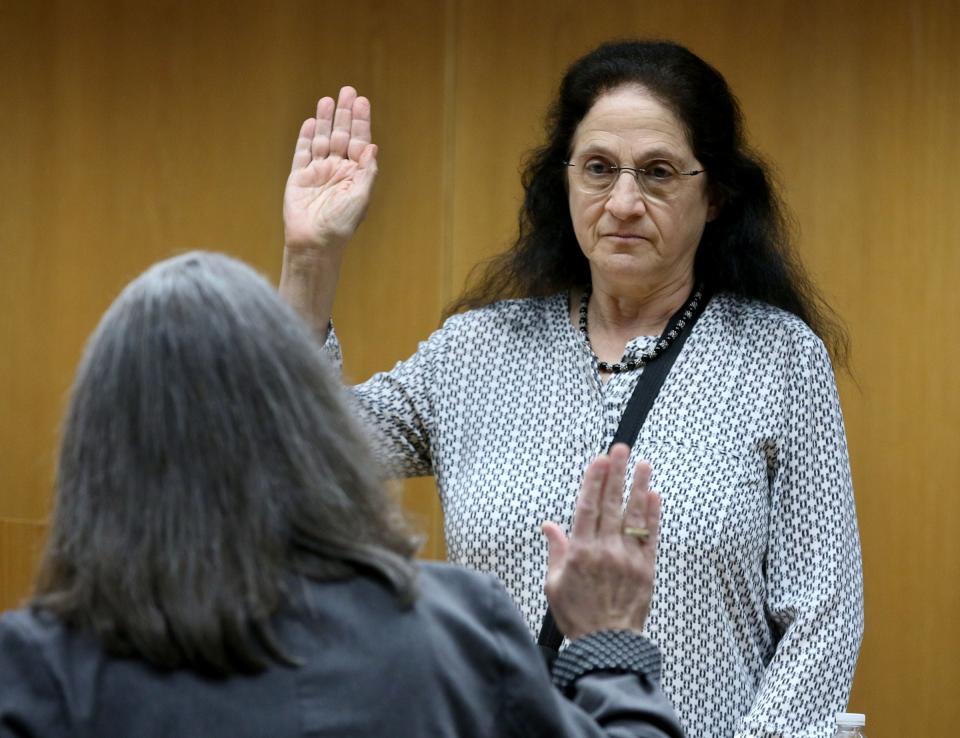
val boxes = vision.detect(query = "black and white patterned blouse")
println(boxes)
[325,292,864,738]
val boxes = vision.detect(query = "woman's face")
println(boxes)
[567,85,717,295]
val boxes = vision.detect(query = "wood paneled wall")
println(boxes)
[1,2,957,736]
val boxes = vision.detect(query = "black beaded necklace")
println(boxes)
[578,284,705,373]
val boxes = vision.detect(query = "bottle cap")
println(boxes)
[836,713,866,727]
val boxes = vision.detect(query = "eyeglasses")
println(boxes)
[565,155,705,201]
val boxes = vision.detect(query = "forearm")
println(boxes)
[279,245,343,342]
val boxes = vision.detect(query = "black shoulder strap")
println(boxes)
[536,289,710,667]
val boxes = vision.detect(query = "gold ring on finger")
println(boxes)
[622,526,650,542]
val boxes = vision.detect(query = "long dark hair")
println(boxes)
[449,39,847,365]
[33,252,420,676]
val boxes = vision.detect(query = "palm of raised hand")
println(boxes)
[283,87,378,251]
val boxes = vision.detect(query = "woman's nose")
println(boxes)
[604,171,647,219]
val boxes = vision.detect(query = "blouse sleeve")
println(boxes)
[323,318,448,479]
[0,612,70,738]
[736,336,864,738]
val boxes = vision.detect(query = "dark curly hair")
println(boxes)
[448,39,847,365]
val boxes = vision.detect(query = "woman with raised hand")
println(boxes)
[279,39,863,738]
[0,251,680,738]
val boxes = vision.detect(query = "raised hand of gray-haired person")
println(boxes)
[542,443,660,640]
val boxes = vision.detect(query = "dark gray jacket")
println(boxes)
[0,563,683,738]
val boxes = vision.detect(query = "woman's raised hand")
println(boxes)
[283,87,378,254]
[541,444,661,640]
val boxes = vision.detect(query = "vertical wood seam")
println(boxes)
[439,0,459,314]
[427,0,460,559]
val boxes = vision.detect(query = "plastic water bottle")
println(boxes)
[833,712,866,737]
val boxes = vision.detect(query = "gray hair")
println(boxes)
[34,251,419,675]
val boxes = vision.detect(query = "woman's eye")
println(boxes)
[583,159,614,176]
[645,164,675,180]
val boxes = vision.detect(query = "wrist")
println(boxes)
[278,245,341,341]
[552,630,662,691]
[552,607,646,641]
[282,240,346,268]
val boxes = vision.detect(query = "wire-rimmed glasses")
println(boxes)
[565,155,705,201]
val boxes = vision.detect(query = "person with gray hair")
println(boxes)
[0,251,681,738]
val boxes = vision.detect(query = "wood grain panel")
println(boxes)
[0,0,449,551]
[0,519,47,613]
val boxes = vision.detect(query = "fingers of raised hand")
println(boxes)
[570,455,609,541]
[645,490,662,547]
[597,443,630,538]
[311,97,335,160]
[347,96,372,162]
[622,460,660,548]
[358,142,378,170]
[541,522,568,578]
[304,88,372,168]
[328,86,357,158]
[291,118,317,173]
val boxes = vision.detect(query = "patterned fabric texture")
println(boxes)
[552,630,662,693]
[324,292,864,738]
